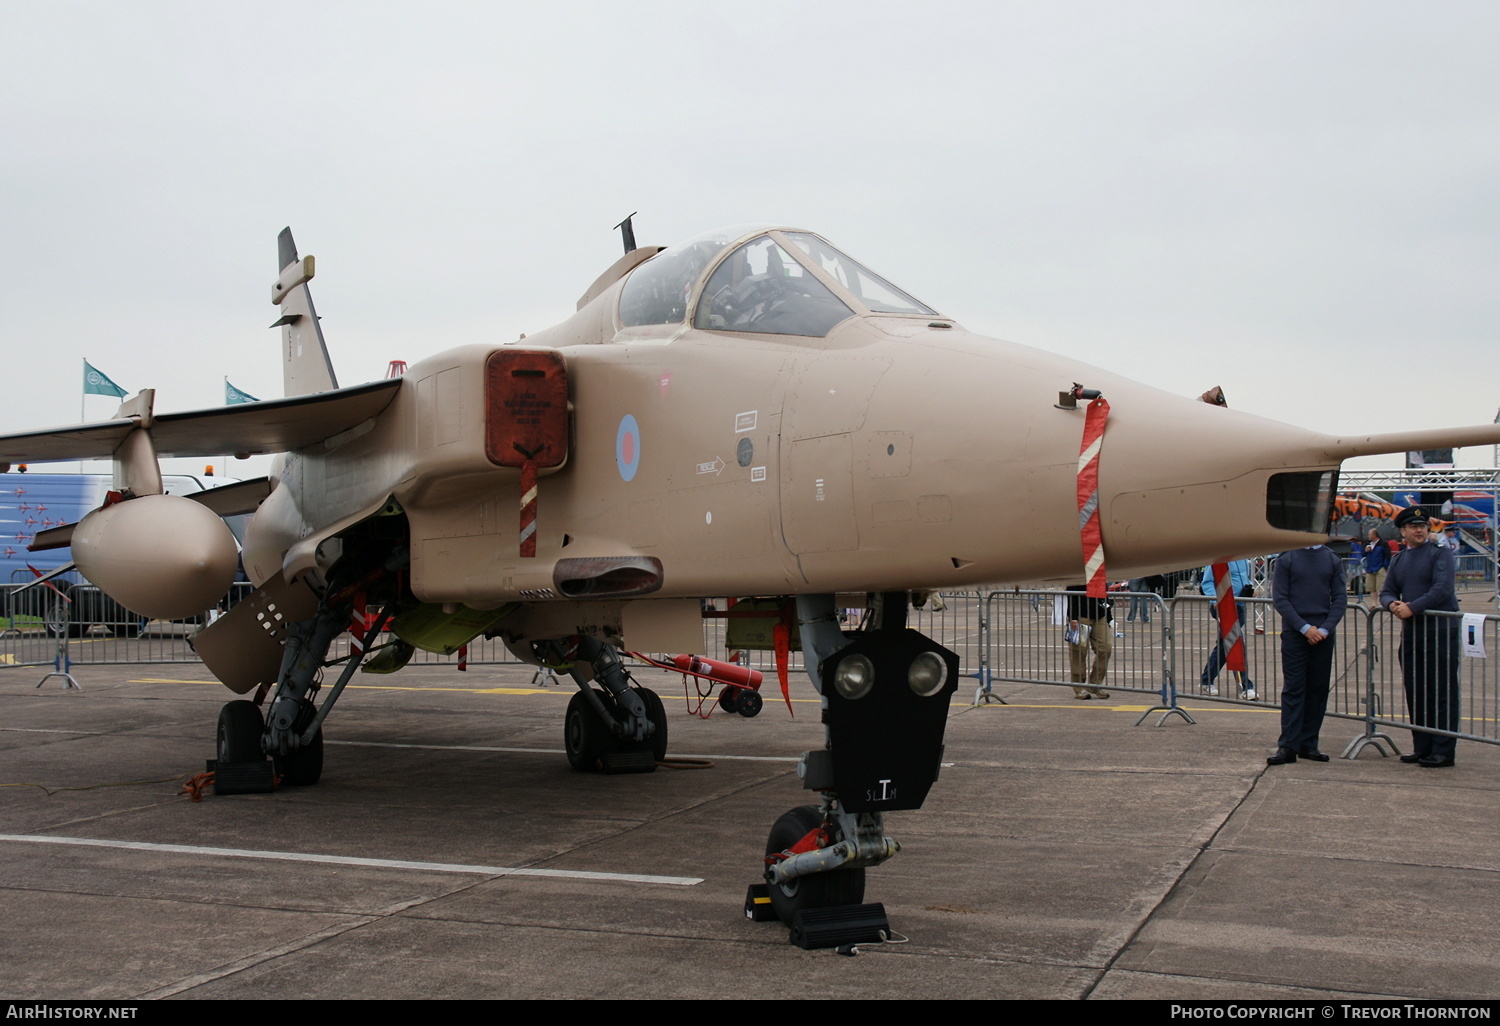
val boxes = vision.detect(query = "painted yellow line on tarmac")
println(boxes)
[347,684,560,695]
[128,678,568,695]
[966,701,1277,714]
[120,679,1276,718]
[128,676,804,698]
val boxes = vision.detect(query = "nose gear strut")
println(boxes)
[757,591,958,933]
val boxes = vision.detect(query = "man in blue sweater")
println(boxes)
[1268,545,1347,765]
[1380,507,1461,768]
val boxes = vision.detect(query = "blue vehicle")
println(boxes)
[2,471,239,635]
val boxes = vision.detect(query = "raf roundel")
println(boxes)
[616,414,641,482]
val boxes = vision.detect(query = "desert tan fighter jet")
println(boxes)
[4,223,1498,925]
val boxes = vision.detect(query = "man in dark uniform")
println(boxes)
[1380,507,1460,767]
[1268,545,1346,765]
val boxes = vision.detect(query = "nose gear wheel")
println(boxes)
[764,805,866,926]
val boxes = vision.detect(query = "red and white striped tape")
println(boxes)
[519,460,538,558]
[1076,396,1110,598]
[1211,563,1247,672]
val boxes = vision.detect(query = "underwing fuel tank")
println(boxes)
[71,494,240,619]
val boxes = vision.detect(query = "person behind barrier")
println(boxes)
[1199,560,1256,700]
[1381,506,1460,768]
[1064,584,1111,700]
[1364,527,1389,605]
[1126,577,1153,623]
[1267,544,1346,765]
[1346,538,1365,595]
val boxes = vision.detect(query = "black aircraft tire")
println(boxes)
[565,689,612,771]
[764,805,866,926]
[217,701,265,764]
[274,727,324,786]
[736,689,764,718]
[636,686,668,763]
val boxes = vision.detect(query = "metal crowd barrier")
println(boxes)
[1361,607,1498,754]
[1452,553,1495,591]
[980,590,1174,704]
[976,589,1500,754]
[6,577,1497,756]
[0,582,66,671]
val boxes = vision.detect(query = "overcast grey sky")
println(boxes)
[3,1,1497,477]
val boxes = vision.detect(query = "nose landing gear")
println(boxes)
[763,805,867,924]
[756,592,958,935]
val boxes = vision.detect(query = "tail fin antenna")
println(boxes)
[271,227,339,397]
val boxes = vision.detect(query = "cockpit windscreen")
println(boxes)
[694,237,854,337]
[781,232,936,316]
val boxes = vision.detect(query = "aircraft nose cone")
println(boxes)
[1096,393,1336,574]
[863,330,1342,583]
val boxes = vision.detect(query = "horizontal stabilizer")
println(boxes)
[187,476,273,517]
[8,562,76,597]
[0,378,400,464]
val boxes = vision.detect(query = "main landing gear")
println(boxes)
[759,592,959,932]
[212,547,406,790]
[215,697,325,787]
[543,635,668,774]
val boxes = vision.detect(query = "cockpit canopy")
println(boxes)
[618,226,936,338]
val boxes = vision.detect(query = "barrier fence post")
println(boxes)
[34,589,80,691]
[972,591,1004,705]
[1136,594,1192,726]
[1341,605,1391,758]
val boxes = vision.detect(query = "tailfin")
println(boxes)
[271,227,339,397]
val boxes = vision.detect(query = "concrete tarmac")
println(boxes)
[2,661,1497,1001]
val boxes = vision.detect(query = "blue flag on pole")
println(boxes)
[225,380,260,405]
[83,360,127,398]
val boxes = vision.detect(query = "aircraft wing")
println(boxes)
[0,378,401,464]
[184,476,274,516]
